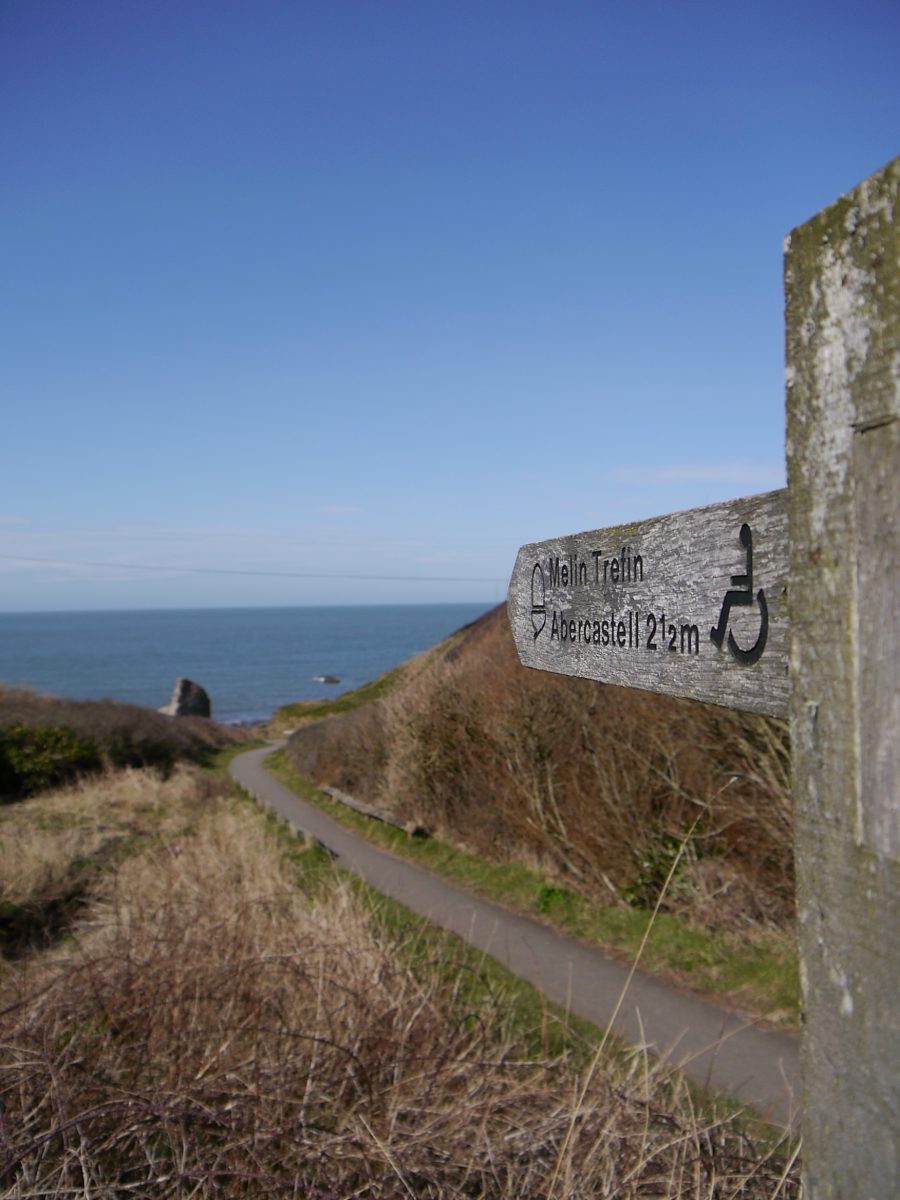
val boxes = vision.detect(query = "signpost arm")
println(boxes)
[785,157,899,1196]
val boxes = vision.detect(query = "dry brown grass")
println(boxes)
[0,768,799,1198]
[0,767,208,909]
[286,605,794,933]
[0,766,219,959]
[0,684,247,771]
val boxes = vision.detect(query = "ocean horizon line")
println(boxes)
[0,600,498,618]
[0,602,496,722]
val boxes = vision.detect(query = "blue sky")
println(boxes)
[1,0,897,611]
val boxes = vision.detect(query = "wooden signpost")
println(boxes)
[509,488,789,717]
[509,157,899,1199]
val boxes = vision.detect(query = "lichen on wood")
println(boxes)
[786,155,899,1197]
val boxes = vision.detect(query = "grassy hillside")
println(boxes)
[0,685,249,801]
[1,757,799,1196]
[269,619,475,733]
[283,604,794,940]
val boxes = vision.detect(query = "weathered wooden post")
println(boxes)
[508,156,898,1193]
[785,157,899,1196]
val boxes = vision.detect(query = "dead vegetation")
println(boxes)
[0,766,799,1198]
[286,605,794,934]
[0,767,215,956]
[0,684,247,762]
[0,684,249,801]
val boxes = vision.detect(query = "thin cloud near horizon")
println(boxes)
[612,463,785,488]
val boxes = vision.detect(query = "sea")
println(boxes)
[0,603,495,724]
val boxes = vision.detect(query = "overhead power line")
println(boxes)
[0,552,504,585]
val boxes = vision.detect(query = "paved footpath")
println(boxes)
[230,746,800,1128]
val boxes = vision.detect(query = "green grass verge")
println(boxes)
[227,769,793,1144]
[269,624,477,729]
[265,748,799,1027]
[270,664,407,727]
[206,739,268,775]
[227,769,593,1058]
[346,880,794,1139]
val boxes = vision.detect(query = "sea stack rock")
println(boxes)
[159,677,211,718]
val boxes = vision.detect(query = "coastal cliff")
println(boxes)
[282,603,793,935]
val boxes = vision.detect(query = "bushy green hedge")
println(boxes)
[0,725,102,801]
[0,686,249,803]
[102,730,177,774]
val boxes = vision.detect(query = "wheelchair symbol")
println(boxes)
[710,524,768,665]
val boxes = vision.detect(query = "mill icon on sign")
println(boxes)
[530,563,546,640]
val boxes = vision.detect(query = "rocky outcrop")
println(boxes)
[159,678,211,718]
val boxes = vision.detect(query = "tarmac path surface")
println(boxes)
[230,745,800,1128]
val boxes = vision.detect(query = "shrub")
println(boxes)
[0,685,248,801]
[287,604,795,932]
[0,724,101,801]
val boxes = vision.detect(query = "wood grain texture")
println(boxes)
[786,156,899,1197]
[508,489,788,716]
